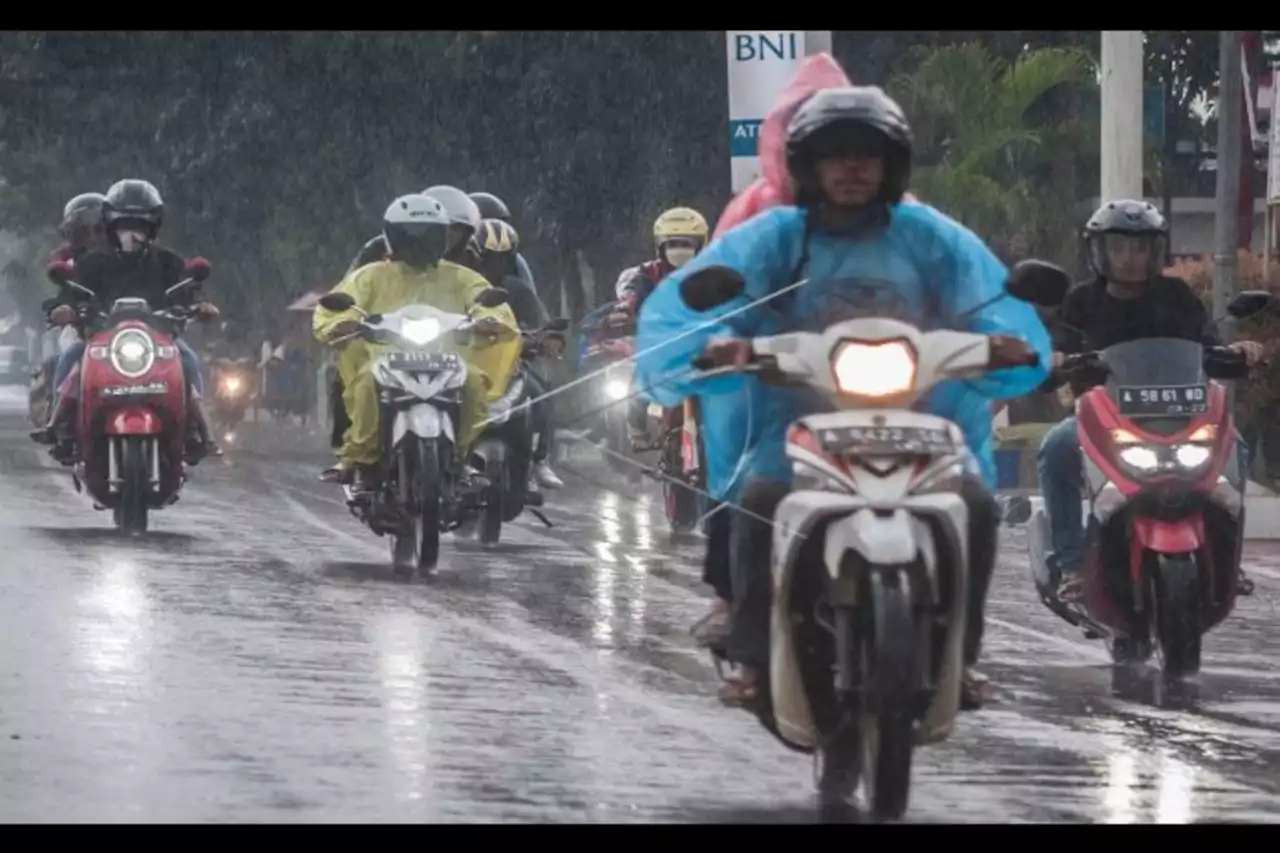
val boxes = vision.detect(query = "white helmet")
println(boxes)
[382,194,450,268]
[422,185,482,232]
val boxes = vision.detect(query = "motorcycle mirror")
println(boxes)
[47,260,74,285]
[1007,259,1071,308]
[185,257,212,282]
[547,318,570,332]
[1226,289,1276,319]
[475,287,510,309]
[319,292,357,312]
[680,266,745,312]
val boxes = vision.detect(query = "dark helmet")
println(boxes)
[468,192,511,222]
[102,179,164,236]
[60,192,106,238]
[1083,199,1167,280]
[477,218,519,255]
[785,86,913,206]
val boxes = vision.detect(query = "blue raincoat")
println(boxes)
[634,202,1052,496]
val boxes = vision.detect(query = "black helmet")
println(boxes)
[468,192,511,222]
[785,86,913,206]
[103,179,164,236]
[60,192,106,238]
[1084,199,1167,281]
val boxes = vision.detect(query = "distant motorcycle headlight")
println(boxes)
[1118,445,1160,471]
[400,317,441,346]
[832,340,916,397]
[606,379,630,400]
[221,375,243,396]
[1174,444,1211,469]
[110,329,154,378]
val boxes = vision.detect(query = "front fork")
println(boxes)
[106,436,161,493]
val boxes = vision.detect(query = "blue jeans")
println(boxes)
[1037,415,1249,577]
[53,337,204,396]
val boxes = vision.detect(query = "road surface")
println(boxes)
[1,384,1279,823]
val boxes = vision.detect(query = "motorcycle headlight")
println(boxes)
[1174,444,1211,469]
[221,375,243,395]
[831,340,916,397]
[110,329,155,378]
[606,379,630,400]
[400,317,441,346]
[1118,445,1160,471]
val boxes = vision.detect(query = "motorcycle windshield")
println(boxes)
[1101,338,1208,421]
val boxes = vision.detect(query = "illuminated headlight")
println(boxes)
[221,376,243,395]
[109,330,155,378]
[1118,446,1160,471]
[832,341,916,397]
[1174,444,1211,468]
[400,317,441,346]
[606,379,630,400]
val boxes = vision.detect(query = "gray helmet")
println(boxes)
[785,86,913,205]
[423,185,483,232]
[60,192,106,238]
[103,179,164,231]
[1084,199,1167,280]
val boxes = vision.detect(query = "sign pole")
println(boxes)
[725,31,809,194]
[1267,62,1280,276]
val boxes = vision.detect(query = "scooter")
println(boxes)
[1017,283,1274,678]
[580,316,645,482]
[209,355,257,445]
[45,258,212,535]
[652,396,707,534]
[687,261,1063,819]
[316,288,514,577]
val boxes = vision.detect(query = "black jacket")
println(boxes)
[58,245,196,312]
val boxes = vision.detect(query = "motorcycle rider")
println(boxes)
[50,192,110,264]
[32,179,222,463]
[347,185,484,274]
[633,86,1052,711]
[474,218,564,490]
[609,206,710,449]
[468,192,539,297]
[314,193,520,494]
[1037,200,1263,602]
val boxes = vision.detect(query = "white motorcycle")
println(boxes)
[317,287,512,578]
[688,262,1065,819]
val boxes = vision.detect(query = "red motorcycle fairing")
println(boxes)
[1075,380,1240,636]
[105,407,163,435]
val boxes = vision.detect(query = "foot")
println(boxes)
[1057,573,1084,603]
[352,464,380,494]
[459,465,490,494]
[717,665,763,709]
[960,667,994,711]
[533,459,564,489]
[320,461,353,484]
[30,426,56,445]
[1236,569,1255,597]
[49,441,76,464]
[691,598,730,649]
[627,428,656,451]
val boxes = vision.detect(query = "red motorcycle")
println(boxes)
[1019,286,1273,678]
[47,258,211,535]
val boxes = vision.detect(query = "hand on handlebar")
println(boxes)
[1228,340,1265,366]
[988,334,1039,368]
[328,319,364,342]
[695,337,754,370]
[194,301,220,322]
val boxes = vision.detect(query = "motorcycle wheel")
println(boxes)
[391,437,442,576]
[857,571,917,820]
[1152,554,1202,678]
[113,436,149,536]
[479,457,507,545]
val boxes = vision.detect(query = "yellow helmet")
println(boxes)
[477,218,519,254]
[653,207,709,248]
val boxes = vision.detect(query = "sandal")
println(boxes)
[717,667,762,708]
[961,668,994,711]
[1057,573,1085,603]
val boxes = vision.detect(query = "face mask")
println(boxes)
[116,229,148,253]
[664,246,696,268]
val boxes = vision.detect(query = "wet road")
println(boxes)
[2,385,1279,822]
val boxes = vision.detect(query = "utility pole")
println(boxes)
[1100,32,1146,202]
[1214,31,1243,330]
[804,31,832,57]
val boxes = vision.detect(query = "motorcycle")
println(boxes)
[580,316,644,482]
[209,355,257,444]
[687,262,1062,819]
[653,396,707,534]
[316,287,519,577]
[1016,281,1274,679]
[45,258,212,535]
[465,318,569,544]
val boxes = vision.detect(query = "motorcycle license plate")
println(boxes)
[386,351,459,373]
[817,424,954,456]
[1115,384,1208,417]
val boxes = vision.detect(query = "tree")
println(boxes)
[887,42,1097,264]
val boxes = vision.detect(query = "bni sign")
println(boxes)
[726,31,806,193]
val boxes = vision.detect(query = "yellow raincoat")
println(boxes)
[313,258,521,467]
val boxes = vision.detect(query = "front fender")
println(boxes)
[392,403,453,447]
[822,507,921,574]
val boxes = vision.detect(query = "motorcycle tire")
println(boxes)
[391,437,442,576]
[1152,554,1202,678]
[113,436,150,536]
[479,457,508,546]
[857,570,917,820]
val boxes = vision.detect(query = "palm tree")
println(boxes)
[888,42,1097,261]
